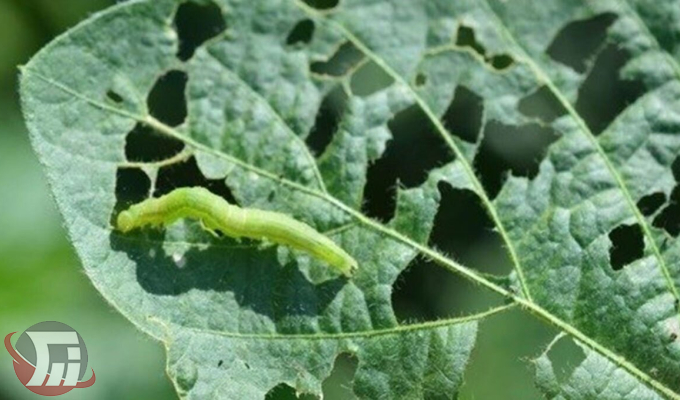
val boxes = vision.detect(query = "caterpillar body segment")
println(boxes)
[117,187,358,277]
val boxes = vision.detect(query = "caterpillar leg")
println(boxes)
[200,219,221,238]
[256,238,276,250]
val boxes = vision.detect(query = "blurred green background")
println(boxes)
[0,1,176,399]
[0,1,605,399]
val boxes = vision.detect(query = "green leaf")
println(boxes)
[19,0,680,398]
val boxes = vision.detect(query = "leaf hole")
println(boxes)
[154,156,239,206]
[174,1,226,61]
[455,25,515,71]
[575,44,645,135]
[111,168,151,226]
[322,353,358,400]
[461,308,553,399]
[217,360,223,367]
[286,19,315,46]
[653,186,680,236]
[608,224,644,271]
[415,73,427,87]
[546,13,617,73]
[311,42,364,77]
[147,70,188,127]
[518,85,567,124]
[391,256,504,322]
[305,85,347,157]
[637,192,666,216]
[489,54,515,70]
[106,90,124,103]
[442,86,483,144]
[654,205,680,236]
[474,122,559,199]
[301,0,339,11]
[265,383,317,400]
[350,61,394,97]
[363,105,454,222]
[455,25,486,58]
[545,337,586,385]
[672,155,680,182]
[429,183,511,275]
[125,123,185,162]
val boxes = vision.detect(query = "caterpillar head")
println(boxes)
[341,258,359,278]
[117,210,135,232]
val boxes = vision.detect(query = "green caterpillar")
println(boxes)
[117,187,358,277]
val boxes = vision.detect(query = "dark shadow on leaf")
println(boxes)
[111,158,347,315]
[110,232,346,321]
